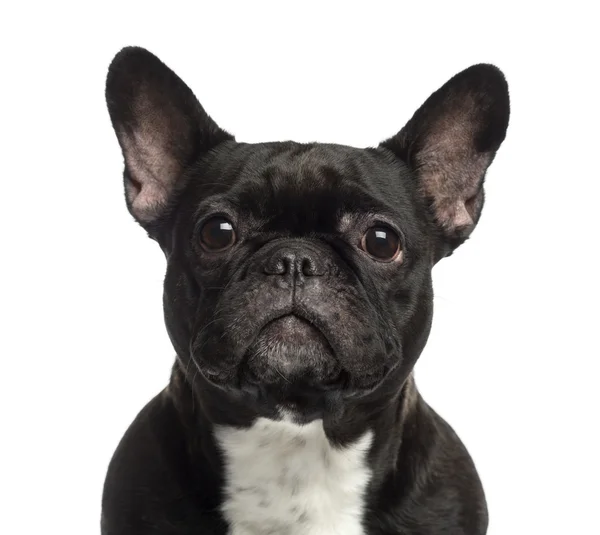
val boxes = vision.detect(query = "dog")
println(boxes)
[101,47,509,535]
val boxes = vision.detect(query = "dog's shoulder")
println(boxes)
[101,386,227,535]
[367,392,489,534]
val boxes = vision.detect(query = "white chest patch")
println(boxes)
[214,416,373,535]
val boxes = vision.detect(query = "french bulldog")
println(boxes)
[101,47,509,535]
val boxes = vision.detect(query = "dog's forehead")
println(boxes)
[205,141,403,229]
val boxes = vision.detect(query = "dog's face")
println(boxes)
[163,142,431,407]
[106,48,509,419]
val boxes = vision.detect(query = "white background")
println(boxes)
[1,2,598,534]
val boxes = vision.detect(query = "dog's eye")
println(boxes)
[361,226,401,262]
[200,217,236,251]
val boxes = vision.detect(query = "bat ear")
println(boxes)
[381,64,510,256]
[105,47,233,227]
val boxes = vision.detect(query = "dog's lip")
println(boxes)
[242,309,337,361]
[191,310,338,389]
[193,309,396,398]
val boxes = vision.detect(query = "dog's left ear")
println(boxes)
[381,64,509,258]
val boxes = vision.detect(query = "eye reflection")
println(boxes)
[200,217,236,251]
[361,226,401,261]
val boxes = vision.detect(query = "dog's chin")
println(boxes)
[233,315,343,419]
[243,315,343,388]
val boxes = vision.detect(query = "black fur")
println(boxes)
[101,46,509,534]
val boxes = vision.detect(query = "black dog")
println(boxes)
[101,47,509,535]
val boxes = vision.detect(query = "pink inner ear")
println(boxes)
[121,128,179,222]
[415,110,492,233]
[115,85,195,223]
[443,201,474,230]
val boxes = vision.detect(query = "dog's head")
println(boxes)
[106,47,509,419]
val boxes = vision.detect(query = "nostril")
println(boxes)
[264,253,293,275]
[300,255,325,277]
[263,248,325,277]
[301,257,315,276]
[264,258,284,275]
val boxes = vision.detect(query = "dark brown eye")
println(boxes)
[200,217,236,251]
[361,226,401,261]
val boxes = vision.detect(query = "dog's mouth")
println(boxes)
[194,312,392,412]
[242,314,343,388]
[249,314,334,359]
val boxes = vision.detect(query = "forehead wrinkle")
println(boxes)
[211,143,411,234]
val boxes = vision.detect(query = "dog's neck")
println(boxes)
[168,362,418,533]
[169,361,418,484]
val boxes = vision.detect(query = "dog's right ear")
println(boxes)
[106,47,233,228]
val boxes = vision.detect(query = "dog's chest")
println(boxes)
[214,417,373,535]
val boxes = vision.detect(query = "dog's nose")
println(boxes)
[263,246,325,278]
